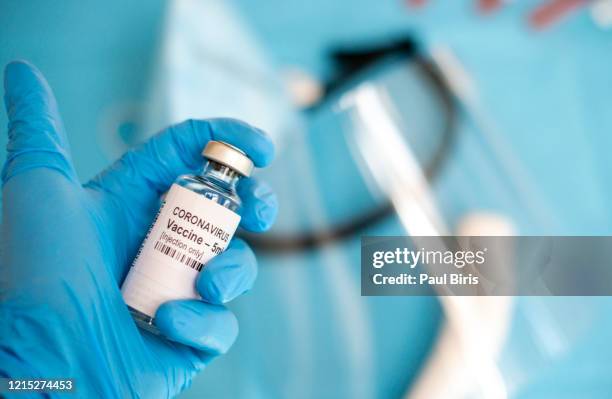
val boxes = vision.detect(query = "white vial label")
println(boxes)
[122,183,241,317]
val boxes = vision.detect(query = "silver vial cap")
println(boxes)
[202,141,254,177]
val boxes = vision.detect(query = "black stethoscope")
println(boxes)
[242,37,458,253]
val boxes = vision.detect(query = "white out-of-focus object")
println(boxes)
[591,0,612,28]
[458,212,517,295]
[142,0,299,150]
[408,212,514,399]
[340,83,448,237]
[457,211,516,237]
[283,67,324,108]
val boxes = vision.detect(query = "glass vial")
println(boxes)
[121,141,253,335]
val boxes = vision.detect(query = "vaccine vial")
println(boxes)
[121,140,253,334]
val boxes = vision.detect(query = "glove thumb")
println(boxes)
[2,60,77,186]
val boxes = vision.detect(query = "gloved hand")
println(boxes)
[0,61,278,398]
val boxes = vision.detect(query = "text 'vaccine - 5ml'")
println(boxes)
[121,141,253,334]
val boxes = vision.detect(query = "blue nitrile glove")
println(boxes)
[0,61,278,398]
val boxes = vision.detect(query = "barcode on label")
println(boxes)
[154,241,204,271]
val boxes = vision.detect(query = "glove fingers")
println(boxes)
[155,299,238,354]
[237,177,278,232]
[85,119,273,220]
[86,118,274,208]
[2,61,77,186]
[196,238,257,305]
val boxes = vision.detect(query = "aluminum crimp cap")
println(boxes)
[202,140,254,177]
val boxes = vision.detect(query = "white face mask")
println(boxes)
[98,0,300,162]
